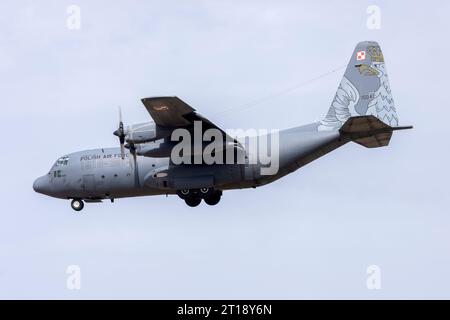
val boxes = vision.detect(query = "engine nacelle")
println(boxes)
[125,122,172,144]
[137,141,176,158]
[136,140,247,160]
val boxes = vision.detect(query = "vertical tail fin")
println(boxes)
[319,41,398,131]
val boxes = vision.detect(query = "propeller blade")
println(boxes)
[129,143,140,188]
[113,106,127,160]
[120,143,125,160]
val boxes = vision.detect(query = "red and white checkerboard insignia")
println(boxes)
[356,51,366,61]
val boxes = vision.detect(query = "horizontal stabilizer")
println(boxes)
[339,115,412,148]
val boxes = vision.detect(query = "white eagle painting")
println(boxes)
[365,61,399,127]
[319,76,360,131]
[319,46,398,131]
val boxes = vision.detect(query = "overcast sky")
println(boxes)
[1,0,449,299]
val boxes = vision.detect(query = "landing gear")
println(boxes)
[177,188,222,207]
[204,190,222,206]
[71,199,84,211]
[185,197,202,207]
[179,188,202,207]
[199,187,214,198]
[177,189,192,200]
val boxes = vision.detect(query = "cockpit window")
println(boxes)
[56,156,69,166]
[53,170,63,178]
[49,156,69,174]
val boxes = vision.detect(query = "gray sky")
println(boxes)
[1,0,449,299]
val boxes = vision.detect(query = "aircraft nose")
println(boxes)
[33,176,51,195]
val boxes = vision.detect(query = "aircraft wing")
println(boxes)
[141,97,194,127]
[141,96,237,142]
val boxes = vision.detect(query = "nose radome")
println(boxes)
[33,176,43,193]
[33,176,51,195]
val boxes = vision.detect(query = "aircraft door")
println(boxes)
[82,174,96,195]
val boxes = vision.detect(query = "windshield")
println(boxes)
[48,156,70,176]
[49,156,69,172]
[56,156,70,166]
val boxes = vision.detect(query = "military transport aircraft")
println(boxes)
[33,41,411,211]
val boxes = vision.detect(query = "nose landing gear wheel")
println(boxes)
[71,199,84,211]
[185,197,202,207]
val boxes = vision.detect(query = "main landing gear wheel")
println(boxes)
[71,199,84,211]
[185,197,202,207]
[177,188,220,207]
[177,189,192,200]
[199,187,213,198]
[204,191,222,206]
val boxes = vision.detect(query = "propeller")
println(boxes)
[126,142,140,188]
[112,107,140,187]
[113,106,126,159]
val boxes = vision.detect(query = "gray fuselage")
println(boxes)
[33,123,345,201]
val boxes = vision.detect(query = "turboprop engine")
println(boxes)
[125,122,172,144]
[112,107,172,159]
